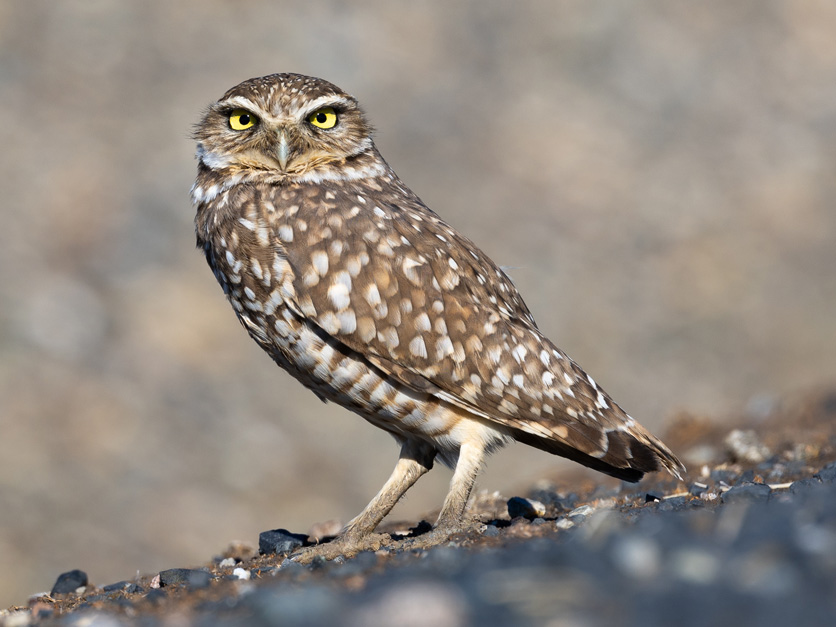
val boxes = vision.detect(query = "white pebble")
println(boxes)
[233,568,251,581]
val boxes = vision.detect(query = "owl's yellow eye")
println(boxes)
[307,107,338,129]
[229,109,257,130]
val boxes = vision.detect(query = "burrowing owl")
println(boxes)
[192,73,684,559]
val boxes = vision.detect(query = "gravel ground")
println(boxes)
[2,389,835,627]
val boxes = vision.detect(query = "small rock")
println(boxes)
[51,569,88,595]
[102,581,140,594]
[482,525,500,537]
[158,568,211,588]
[218,557,237,569]
[790,477,821,495]
[233,568,251,581]
[689,482,709,497]
[645,493,661,503]
[721,482,772,504]
[724,429,771,464]
[556,518,574,530]
[259,528,308,555]
[815,462,836,483]
[507,496,546,520]
[568,504,593,518]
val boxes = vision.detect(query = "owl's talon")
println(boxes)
[289,532,392,564]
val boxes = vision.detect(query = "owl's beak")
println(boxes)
[277,130,290,170]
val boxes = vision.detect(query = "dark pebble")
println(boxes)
[483,525,500,537]
[507,496,545,519]
[159,568,212,588]
[689,483,709,497]
[711,469,740,484]
[815,462,836,483]
[721,482,772,503]
[259,528,309,555]
[51,569,88,595]
[102,580,141,594]
[790,477,822,495]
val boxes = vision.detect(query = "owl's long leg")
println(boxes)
[397,440,487,551]
[343,439,436,537]
[434,440,485,530]
[291,439,436,563]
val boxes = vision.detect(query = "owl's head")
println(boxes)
[194,73,384,183]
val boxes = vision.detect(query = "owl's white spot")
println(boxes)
[434,317,448,335]
[251,258,263,280]
[272,255,290,278]
[511,344,528,364]
[356,195,367,204]
[540,350,550,366]
[225,250,236,266]
[342,257,360,277]
[274,319,292,338]
[431,300,444,314]
[487,345,502,365]
[435,336,454,360]
[402,257,422,285]
[448,258,459,271]
[337,309,357,334]
[325,191,336,200]
[279,224,293,243]
[373,206,386,218]
[470,374,482,387]
[379,326,399,349]
[542,371,555,386]
[328,282,351,311]
[238,218,255,231]
[303,270,320,287]
[564,372,574,385]
[435,234,447,243]
[399,298,413,314]
[264,289,282,316]
[512,374,525,389]
[596,392,609,409]
[318,311,341,335]
[553,349,563,360]
[311,251,329,276]
[377,242,394,257]
[496,368,511,385]
[365,284,382,307]
[244,286,256,301]
[587,374,597,388]
[409,336,427,359]
[329,239,344,257]
[498,399,519,415]
[414,312,431,332]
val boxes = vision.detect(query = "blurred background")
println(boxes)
[1,0,835,607]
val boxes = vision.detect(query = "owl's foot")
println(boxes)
[290,531,393,564]
[396,519,483,552]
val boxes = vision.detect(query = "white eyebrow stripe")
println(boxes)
[299,94,353,116]
[220,96,261,112]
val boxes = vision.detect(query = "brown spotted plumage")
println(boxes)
[192,73,684,559]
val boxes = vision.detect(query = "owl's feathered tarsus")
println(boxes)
[192,73,684,560]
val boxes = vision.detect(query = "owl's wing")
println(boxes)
[278,185,683,480]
